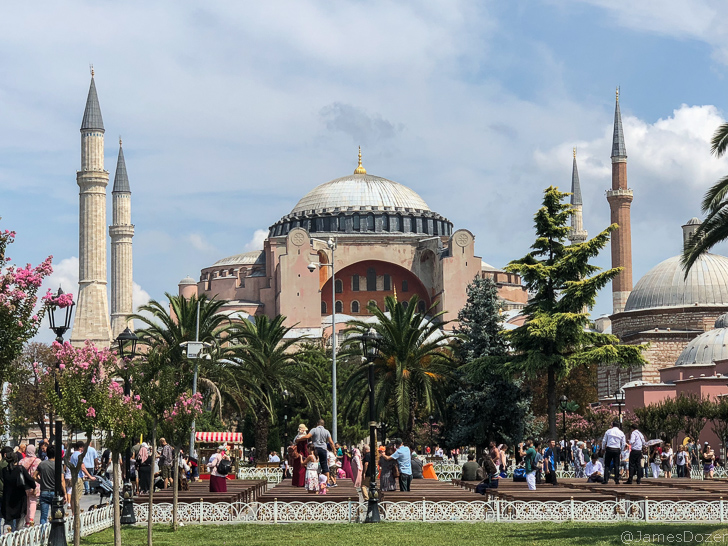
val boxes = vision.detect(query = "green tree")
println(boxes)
[445,276,530,450]
[682,122,728,272]
[225,315,321,463]
[677,394,710,444]
[341,295,459,445]
[492,187,646,439]
[708,397,728,450]
[6,343,54,442]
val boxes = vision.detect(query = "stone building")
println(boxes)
[180,151,528,334]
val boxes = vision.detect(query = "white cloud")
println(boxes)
[42,256,79,300]
[244,229,268,252]
[187,233,219,255]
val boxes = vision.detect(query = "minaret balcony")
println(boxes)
[606,188,633,200]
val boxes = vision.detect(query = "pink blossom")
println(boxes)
[86,407,96,418]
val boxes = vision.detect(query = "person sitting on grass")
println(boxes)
[584,454,604,483]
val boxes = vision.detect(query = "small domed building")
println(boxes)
[599,219,728,399]
[178,152,528,335]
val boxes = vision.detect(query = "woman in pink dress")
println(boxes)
[341,446,353,479]
[20,445,41,526]
[291,424,311,487]
[350,447,363,488]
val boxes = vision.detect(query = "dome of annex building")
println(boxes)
[675,314,728,366]
[268,151,453,238]
[623,253,728,312]
[211,250,265,267]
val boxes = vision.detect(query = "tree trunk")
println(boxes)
[547,366,557,441]
[112,452,121,546]
[147,420,157,546]
[254,411,269,464]
[172,447,179,531]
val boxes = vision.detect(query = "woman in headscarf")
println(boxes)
[341,445,353,479]
[1,451,37,532]
[350,446,363,488]
[208,446,229,493]
[292,424,311,487]
[20,444,41,526]
[137,443,152,494]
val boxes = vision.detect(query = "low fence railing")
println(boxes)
[131,498,728,523]
[0,505,114,546]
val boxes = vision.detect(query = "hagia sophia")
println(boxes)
[68,73,728,444]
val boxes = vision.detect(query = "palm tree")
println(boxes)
[224,315,322,463]
[682,123,728,272]
[341,295,460,445]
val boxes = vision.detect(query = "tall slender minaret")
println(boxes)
[70,71,112,347]
[568,147,588,244]
[606,87,633,314]
[109,139,135,339]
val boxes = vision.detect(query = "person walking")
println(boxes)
[159,438,174,489]
[662,443,674,479]
[34,445,63,525]
[208,446,230,493]
[350,447,363,488]
[524,439,537,491]
[573,441,586,478]
[625,423,646,484]
[1,452,36,532]
[543,440,558,486]
[19,445,41,527]
[601,421,626,485]
[82,442,98,495]
[309,420,335,486]
[136,443,152,495]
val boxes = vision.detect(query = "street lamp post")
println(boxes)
[559,395,568,470]
[47,288,74,546]
[614,390,625,424]
[282,389,290,453]
[308,237,338,442]
[115,327,138,525]
[362,327,382,524]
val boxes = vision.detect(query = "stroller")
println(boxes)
[95,475,115,504]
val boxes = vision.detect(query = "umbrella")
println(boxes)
[646,439,663,446]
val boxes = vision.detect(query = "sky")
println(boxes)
[3,0,728,342]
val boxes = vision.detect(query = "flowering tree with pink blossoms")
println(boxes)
[161,391,203,531]
[0,222,54,386]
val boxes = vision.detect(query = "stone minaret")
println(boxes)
[607,87,634,314]
[568,147,588,244]
[109,139,135,339]
[70,72,112,347]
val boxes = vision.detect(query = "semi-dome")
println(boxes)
[623,253,728,312]
[290,173,431,215]
[675,325,728,366]
[212,250,265,267]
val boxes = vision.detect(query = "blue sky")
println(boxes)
[2,0,728,341]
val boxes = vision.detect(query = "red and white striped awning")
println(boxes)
[195,432,243,443]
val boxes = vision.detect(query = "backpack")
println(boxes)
[217,458,232,476]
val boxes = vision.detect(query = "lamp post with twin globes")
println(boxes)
[362,327,382,524]
[115,327,138,524]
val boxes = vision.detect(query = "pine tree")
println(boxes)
[456,276,507,361]
[494,186,646,439]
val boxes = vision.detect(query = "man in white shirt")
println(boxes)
[626,423,646,484]
[601,420,626,485]
[584,454,604,483]
[268,451,281,463]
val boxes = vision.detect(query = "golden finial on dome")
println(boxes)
[354,146,366,174]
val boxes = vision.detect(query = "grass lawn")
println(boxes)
[82,522,728,546]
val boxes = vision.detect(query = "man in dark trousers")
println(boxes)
[625,423,646,484]
[544,440,559,486]
[601,420,626,485]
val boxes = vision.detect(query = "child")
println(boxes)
[318,474,328,495]
[303,442,319,493]
[337,467,346,480]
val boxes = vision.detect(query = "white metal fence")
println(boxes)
[0,505,114,546]
[130,498,728,523]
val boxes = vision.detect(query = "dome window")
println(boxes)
[366,214,375,232]
[402,280,409,292]
[382,215,389,231]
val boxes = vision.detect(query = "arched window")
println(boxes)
[352,275,360,291]
[392,214,401,231]
[366,214,375,231]
[367,268,376,291]
[402,280,409,292]
[368,300,378,312]
[433,221,439,236]
[418,300,426,314]
[402,301,409,310]
[335,279,343,293]
[351,301,360,314]
[383,274,391,291]
[323,217,331,232]
[321,301,327,314]
[353,214,361,231]
[335,300,343,314]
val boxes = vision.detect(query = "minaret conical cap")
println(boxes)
[81,74,104,131]
[611,87,626,158]
[112,140,130,193]
[570,147,582,205]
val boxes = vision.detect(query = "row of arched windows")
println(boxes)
[270,214,452,238]
[320,298,427,315]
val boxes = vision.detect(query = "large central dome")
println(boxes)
[624,253,728,312]
[291,173,431,215]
